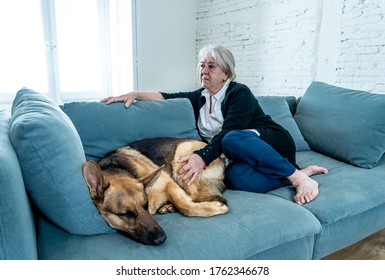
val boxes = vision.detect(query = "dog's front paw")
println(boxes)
[213,201,229,215]
[159,204,176,214]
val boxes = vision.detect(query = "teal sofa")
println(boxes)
[1,82,385,260]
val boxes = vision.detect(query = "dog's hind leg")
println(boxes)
[158,204,176,214]
[182,178,227,205]
[145,171,227,216]
[165,181,228,217]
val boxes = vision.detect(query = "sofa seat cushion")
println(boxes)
[270,151,385,258]
[9,88,112,235]
[270,151,385,224]
[294,82,385,168]
[0,110,37,259]
[37,190,321,260]
[61,99,201,161]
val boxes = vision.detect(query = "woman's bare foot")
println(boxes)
[301,165,328,177]
[288,170,320,205]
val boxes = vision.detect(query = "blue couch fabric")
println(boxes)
[9,88,112,235]
[37,191,320,260]
[2,82,385,260]
[0,110,37,259]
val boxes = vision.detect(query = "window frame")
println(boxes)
[0,0,135,109]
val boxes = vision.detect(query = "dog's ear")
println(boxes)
[138,165,164,191]
[82,161,109,200]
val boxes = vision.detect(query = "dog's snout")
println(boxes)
[145,225,167,245]
[134,207,167,245]
[153,231,167,245]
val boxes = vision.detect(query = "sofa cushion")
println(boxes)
[269,151,385,258]
[294,81,385,168]
[9,88,112,235]
[271,151,385,223]
[37,190,321,260]
[61,99,200,161]
[258,96,310,151]
[0,110,37,259]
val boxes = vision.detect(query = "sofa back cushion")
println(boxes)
[257,96,310,151]
[61,99,200,161]
[294,82,385,168]
[9,88,113,235]
[0,110,38,259]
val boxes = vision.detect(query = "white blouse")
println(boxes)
[197,81,230,142]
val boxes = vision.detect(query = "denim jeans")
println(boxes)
[222,130,296,193]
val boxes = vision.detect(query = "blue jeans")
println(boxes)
[221,130,296,193]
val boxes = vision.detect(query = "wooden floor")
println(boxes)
[323,228,385,260]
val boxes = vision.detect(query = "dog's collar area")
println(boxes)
[145,185,152,196]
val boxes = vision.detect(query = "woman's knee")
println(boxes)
[222,130,240,145]
[221,130,245,155]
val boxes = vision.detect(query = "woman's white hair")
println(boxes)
[198,45,237,81]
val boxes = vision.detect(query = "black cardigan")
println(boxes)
[161,81,292,166]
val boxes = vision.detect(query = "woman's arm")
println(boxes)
[101,92,164,108]
[195,83,257,165]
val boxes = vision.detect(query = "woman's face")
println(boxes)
[199,57,228,94]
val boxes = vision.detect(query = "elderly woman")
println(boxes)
[102,45,327,205]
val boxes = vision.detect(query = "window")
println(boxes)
[0,0,134,109]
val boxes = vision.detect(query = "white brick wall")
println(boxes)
[336,0,385,93]
[196,0,385,96]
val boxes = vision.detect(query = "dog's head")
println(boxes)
[82,161,167,245]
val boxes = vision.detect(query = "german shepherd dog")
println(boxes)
[82,137,228,245]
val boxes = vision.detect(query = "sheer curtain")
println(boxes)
[0,0,134,109]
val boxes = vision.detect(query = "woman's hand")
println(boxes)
[101,93,138,108]
[101,92,164,108]
[177,154,206,186]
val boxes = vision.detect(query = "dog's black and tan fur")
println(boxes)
[82,137,228,245]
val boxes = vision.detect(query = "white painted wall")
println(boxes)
[134,0,197,92]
